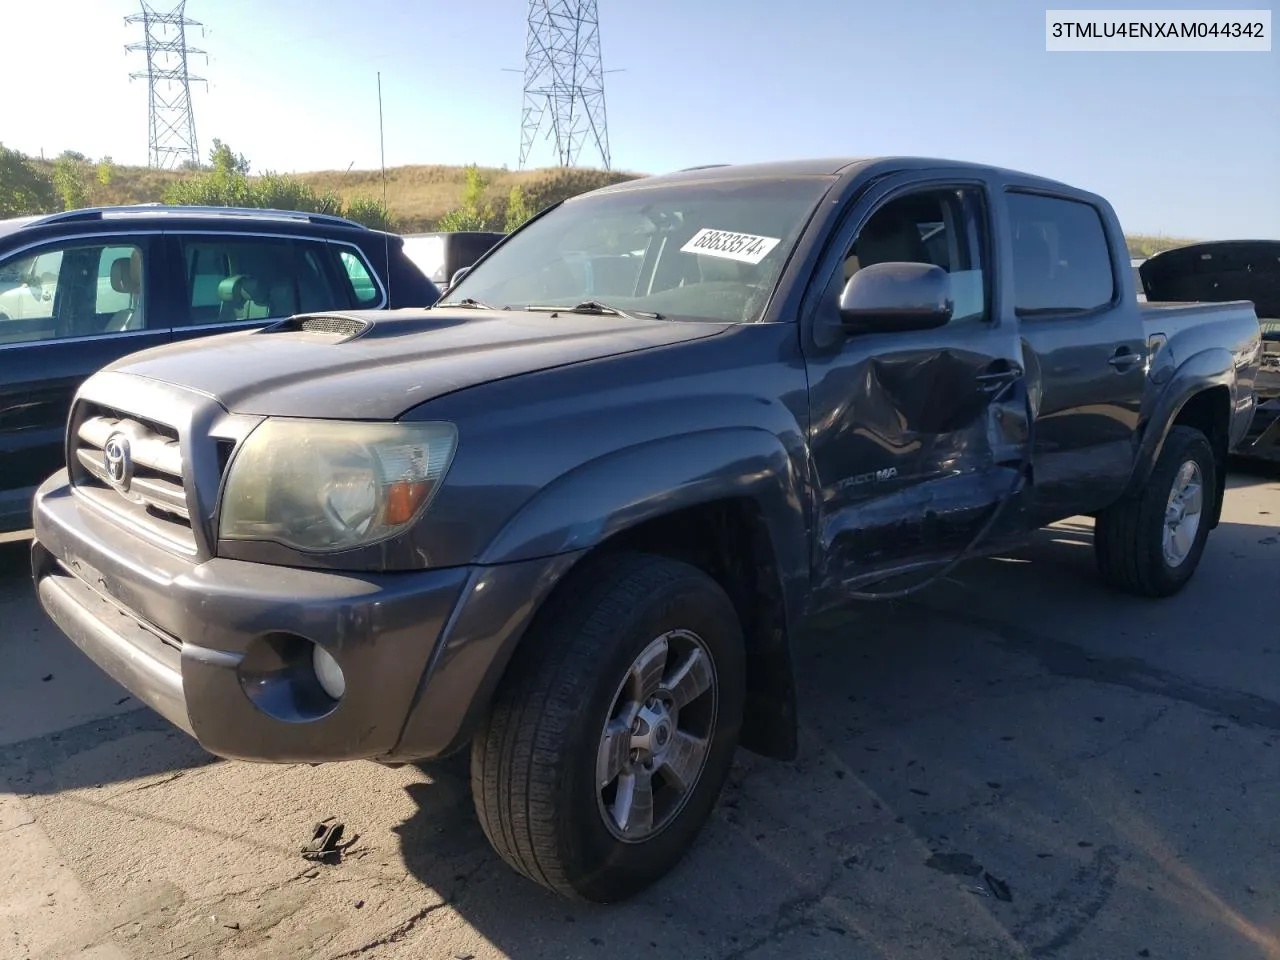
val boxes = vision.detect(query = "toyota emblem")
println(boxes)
[102,433,133,491]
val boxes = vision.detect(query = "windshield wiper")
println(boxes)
[525,300,663,320]
[439,297,500,310]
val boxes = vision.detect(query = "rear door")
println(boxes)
[801,172,1033,592]
[1002,190,1147,521]
[0,233,174,531]
[165,232,382,344]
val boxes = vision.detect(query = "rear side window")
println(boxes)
[176,236,342,326]
[338,249,381,306]
[1007,192,1115,315]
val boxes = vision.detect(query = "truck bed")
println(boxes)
[1140,299,1261,353]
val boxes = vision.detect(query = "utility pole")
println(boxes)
[125,2,207,169]
[519,0,611,170]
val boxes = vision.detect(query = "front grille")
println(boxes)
[70,401,197,553]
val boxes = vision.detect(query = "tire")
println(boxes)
[1094,425,1217,598]
[470,551,746,902]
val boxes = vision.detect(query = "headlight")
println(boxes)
[218,419,458,553]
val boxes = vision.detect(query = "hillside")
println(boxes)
[16,155,1192,255]
[26,157,638,234]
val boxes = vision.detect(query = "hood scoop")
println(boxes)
[261,313,372,343]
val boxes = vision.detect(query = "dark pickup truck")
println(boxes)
[31,157,1262,904]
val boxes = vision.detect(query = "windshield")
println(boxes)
[440,176,833,323]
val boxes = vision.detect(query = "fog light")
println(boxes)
[312,645,346,700]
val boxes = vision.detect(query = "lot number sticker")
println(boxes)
[680,228,781,265]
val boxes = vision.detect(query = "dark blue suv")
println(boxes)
[0,205,442,533]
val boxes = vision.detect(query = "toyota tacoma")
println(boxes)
[31,157,1262,903]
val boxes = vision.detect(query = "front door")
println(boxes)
[0,235,172,532]
[801,175,1032,598]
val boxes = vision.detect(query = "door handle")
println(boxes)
[1108,347,1143,371]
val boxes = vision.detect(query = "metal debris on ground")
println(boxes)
[983,872,1013,902]
[301,817,357,863]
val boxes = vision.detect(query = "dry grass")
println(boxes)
[28,158,1198,252]
[33,159,640,232]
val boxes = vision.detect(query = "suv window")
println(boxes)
[177,236,341,326]
[338,249,381,306]
[1008,192,1115,315]
[0,241,149,345]
[823,186,990,325]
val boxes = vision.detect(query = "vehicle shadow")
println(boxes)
[389,512,1280,959]
[0,537,219,793]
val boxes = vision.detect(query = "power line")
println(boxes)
[125,2,208,170]
[519,0,611,171]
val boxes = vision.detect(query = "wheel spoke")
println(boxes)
[1181,482,1203,516]
[1171,523,1193,560]
[596,717,632,788]
[630,638,669,700]
[612,768,655,836]
[659,731,708,794]
[665,647,713,710]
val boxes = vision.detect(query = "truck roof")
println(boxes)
[588,156,1087,196]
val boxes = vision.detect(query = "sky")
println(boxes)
[1,0,1276,239]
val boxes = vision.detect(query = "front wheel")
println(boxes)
[470,552,746,902]
[1094,425,1217,597]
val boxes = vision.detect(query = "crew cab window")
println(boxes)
[0,242,149,346]
[823,186,990,325]
[338,249,381,306]
[1007,192,1115,315]
[176,236,341,326]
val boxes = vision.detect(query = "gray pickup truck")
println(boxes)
[30,157,1262,903]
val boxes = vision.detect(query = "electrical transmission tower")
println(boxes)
[519,0,611,170]
[125,2,207,170]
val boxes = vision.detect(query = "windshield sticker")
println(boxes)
[680,228,781,265]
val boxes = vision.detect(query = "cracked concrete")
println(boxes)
[1,467,1278,959]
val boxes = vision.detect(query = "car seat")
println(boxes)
[105,250,145,332]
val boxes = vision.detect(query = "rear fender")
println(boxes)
[1128,346,1235,517]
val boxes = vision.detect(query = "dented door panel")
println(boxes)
[805,330,1030,593]
[798,171,1033,598]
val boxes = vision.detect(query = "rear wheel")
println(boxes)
[1094,425,1217,597]
[470,552,746,902]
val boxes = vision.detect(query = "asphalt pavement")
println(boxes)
[2,464,1278,960]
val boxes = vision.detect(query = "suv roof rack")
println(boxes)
[27,205,367,230]
[677,164,730,172]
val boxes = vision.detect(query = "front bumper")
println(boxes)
[32,471,581,763]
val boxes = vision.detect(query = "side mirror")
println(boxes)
[838,261,953,334]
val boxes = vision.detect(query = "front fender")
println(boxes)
[479,426,811,616]
[387,428,813,762]
[1126,346,1235,497]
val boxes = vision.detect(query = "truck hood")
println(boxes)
[1140,240,1280,333]
[105,308,732,419]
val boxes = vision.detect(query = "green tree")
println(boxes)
[165,137,254,206]
[0,144,56,217]
[53,151,91,210]
[435,164,496,231]
[254,171,318,211]
[209,138,250,176]
[344,196,395,231]
[96,156,114,187]
[504,184,531,233]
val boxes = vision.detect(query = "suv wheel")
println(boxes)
[1094,425,1217,597]
[470,552,746,902]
